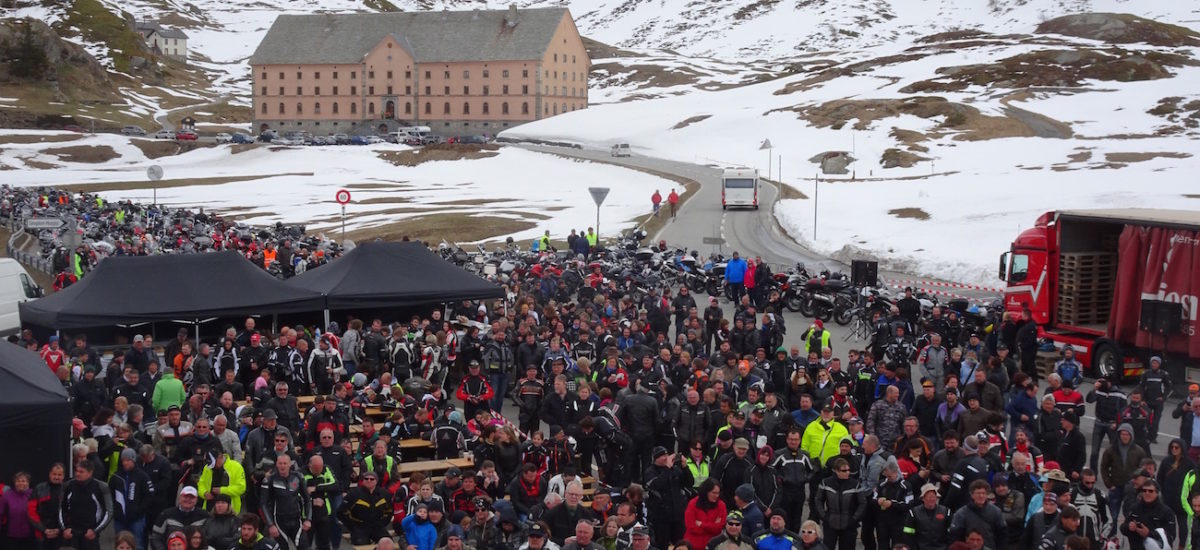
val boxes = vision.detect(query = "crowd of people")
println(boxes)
[0,237,1195,550]
[0,185,343,290]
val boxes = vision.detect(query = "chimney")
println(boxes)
[505,4,518,28]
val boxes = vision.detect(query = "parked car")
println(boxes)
[332,133,350,145]
[121,125,146,136]
[176,130,198,141]
[366,135,384,144]
[214,132,232,143]
[611,143,632,157]
[310,136,328,146]
[349,135,369,145]
[257,130,278,143]
[459,135,488,145]
[154,130,176,140]
[404,137,423,146]
[231,133,253,144]
[421,135,443,145]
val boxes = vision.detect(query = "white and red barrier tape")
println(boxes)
[883,279,1005,294]
[883,283,976,301]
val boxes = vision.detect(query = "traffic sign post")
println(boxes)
[335,189,352,243]
[147,165,163,206]
[588,187,609,240]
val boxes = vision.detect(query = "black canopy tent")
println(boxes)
[0,340,71,484]
[19,251,326,330]
[287,241,504,312]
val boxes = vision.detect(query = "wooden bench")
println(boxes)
[396,457,475,476]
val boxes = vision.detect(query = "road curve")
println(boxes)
[519,143,1002,302]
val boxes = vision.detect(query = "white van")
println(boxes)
[611,143,632,157]
[722,168,759,210]
[0,259,42,335]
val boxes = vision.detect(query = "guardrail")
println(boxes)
[5,221,56,276]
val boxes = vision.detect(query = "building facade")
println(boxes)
[135,21,188,62]
[248,6,589,136]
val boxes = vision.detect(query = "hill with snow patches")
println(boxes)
[2,0,1200,283]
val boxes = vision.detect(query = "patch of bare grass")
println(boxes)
[1105,152,1192,162]
[21,157,58,169]
[44,145,119,163]
[378,144,500,167]
[881,148,930,168]
[672,115,712,130]
[888,208,931,220]
[359,196,414,205]
[0,134,81,145]
[777,96,1035,141]
[590,63,703,90]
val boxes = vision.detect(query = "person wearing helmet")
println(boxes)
[456,360,495,419]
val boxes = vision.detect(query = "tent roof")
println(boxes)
[19,251,325,329]
[0,340,68,411]
[287,241,504,309]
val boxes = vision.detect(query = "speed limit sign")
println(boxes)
[335,189,352,204]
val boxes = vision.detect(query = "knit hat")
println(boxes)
[735,483,756,503]
[120,448,137,462]
[447,525,465,540]
[167,532,186,548]
[1118,423,1134,436]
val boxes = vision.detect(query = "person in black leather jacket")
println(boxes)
[815,457,866,550]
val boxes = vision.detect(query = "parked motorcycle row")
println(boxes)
[435,229,1004,347]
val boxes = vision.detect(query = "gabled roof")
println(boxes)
[136,20,188,39]
[249,7,570,65]
[157,27,189,39]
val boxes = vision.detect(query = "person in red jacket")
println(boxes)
[651,190,662,217]
[667,189,680,218]
[684,478,727,549]
[456,361,495,419]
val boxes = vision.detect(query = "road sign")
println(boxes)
[588,187,610,206]
[146,165,163,181]
[335,189,352,204]
[24,218,63,229]
[702,237,725,245]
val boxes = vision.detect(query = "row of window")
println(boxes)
[259,83,584,98]
[262,101,537,116]
[261,68,536,81]
[551,53,578,64]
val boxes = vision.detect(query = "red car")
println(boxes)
[175,130,198,141]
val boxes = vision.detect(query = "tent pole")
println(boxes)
[194,320,200,346]
[272,314,278,335]
[323,309,330,332]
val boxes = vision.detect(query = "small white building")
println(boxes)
[135,20,189,62]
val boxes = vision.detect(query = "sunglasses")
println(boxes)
[801,530,817,535]
[1143,489,1158,494]
[726,521,742,526]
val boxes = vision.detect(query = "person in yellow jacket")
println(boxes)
[801,405,849,467]
[198,449,247,513]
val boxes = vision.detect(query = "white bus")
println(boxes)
[722,168,758,210]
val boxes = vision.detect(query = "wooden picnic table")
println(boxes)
[396,457,474,476]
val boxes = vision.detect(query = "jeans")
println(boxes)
[114,517,147,550]
[729,282,745,303]
[1149,402,1164,442]
[328,493,344,547]
[489,373,508,412]
[1090,422,1116,471]
[342,360,356,378]
[1108,486,1124,525]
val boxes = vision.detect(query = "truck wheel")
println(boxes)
[1092,342,1122,384]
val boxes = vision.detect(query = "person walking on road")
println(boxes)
[668,189,680,218]
[651,190,662,217]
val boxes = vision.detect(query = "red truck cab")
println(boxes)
[999,209,1200,382]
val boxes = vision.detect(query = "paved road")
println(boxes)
[520,144,1001,304]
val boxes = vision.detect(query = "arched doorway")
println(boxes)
[384,100,396,120]
[259,123,269,132]
[378,123,389,134]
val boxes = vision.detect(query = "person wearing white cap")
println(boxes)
[150,486,210,550]
[901,483,949,550]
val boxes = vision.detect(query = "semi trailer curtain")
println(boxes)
[1108,225,1200,357]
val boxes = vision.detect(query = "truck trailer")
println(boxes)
[999,208,1200,382]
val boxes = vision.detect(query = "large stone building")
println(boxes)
[248,5,589,136]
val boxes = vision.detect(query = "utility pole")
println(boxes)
[813,173,819,240]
